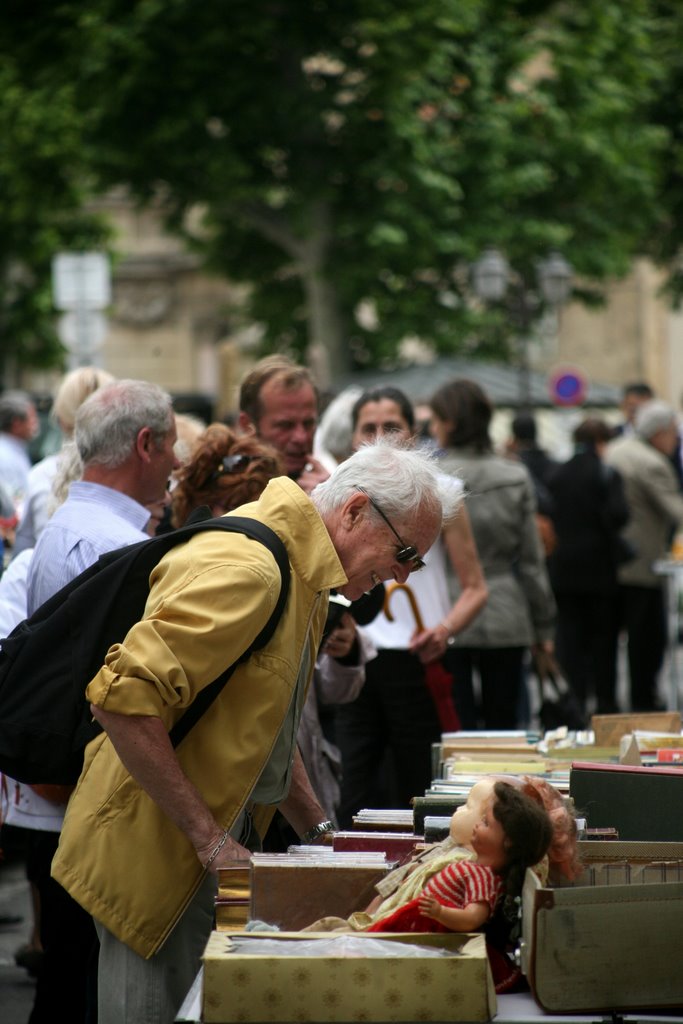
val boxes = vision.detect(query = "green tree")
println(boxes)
[0,0,669,381]
[642,0,683,302]
[0,53,108,384]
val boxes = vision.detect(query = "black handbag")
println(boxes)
[533,655,585,731]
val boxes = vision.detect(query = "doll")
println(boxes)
[301,772,580,974]
[359,776,492,922]
[362,773,580,926]
[366,781,553,936]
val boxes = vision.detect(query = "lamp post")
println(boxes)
[471,248,573,409]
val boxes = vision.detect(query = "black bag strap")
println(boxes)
[167,516,290,750]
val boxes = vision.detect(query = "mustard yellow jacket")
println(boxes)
[52,478,347,958]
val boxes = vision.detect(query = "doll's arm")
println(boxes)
[417,894,490,932]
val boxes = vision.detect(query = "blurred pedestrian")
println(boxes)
[430,379,556,730]
[505,412,557,556]
[547,418,630,715]
[606,399,683,710]
[335,386,487,822]
[13,367,114,557]
[614,381,654,438]
[0,390,38,506]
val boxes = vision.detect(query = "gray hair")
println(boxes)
[0,390,34,432]
[634,399,677,441]
[75,379,174,468]
[315,386,363,464]
[311,437,462,524]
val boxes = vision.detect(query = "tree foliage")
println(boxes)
[642,0,683,302]
[0,37,108,383]
[0,0,677,377]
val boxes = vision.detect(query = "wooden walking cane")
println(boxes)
[384,581,426,633]
[384,582,460,732]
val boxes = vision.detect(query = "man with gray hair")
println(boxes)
[51,439,456,1024]
[20,378,178,1023]
[606,399,683,710]
[27,378,179,613]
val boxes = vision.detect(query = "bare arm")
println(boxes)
[277,746,330,838]
[90,705,250,871]
[417,893,490,931]
[410,507,488,664]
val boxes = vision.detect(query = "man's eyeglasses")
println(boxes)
[209,454,276,483]
[356,486,425,571]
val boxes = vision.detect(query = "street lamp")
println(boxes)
[471,247,573,408]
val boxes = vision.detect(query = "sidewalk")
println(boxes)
[0,857,35,1024]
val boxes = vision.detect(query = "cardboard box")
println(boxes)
[591,710,681,747]
[570,761,683,840]
[569,837,683,884]
[202,930,496,1023]
[520,841,683,1013]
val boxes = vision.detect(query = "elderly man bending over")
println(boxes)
[51,438,461,1024]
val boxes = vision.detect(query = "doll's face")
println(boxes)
[471,799,509,871]
[449,778,496,847]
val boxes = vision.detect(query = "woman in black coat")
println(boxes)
[547,418,630,715]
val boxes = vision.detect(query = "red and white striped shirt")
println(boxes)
[424,859,502,913]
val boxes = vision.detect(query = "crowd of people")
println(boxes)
[0,360,681,1024]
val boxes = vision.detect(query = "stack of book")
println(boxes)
[350,808,415,832]
[332,830,421,864]
[246,850,393,930]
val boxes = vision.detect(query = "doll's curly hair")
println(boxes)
[171,423,283,527]
[519,776,582,882]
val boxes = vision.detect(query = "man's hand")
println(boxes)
[90,706,241,874]
[195,830,251,874]
[323,611,356,660]
[297,457,330,495]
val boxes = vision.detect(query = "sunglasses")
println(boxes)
[208,454,277,483]
[356,486,425,571]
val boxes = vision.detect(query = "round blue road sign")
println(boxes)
[549,368,586,406]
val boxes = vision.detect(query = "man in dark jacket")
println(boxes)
[547,418,630,715]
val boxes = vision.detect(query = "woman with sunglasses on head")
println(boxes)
[171,423,283,526]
